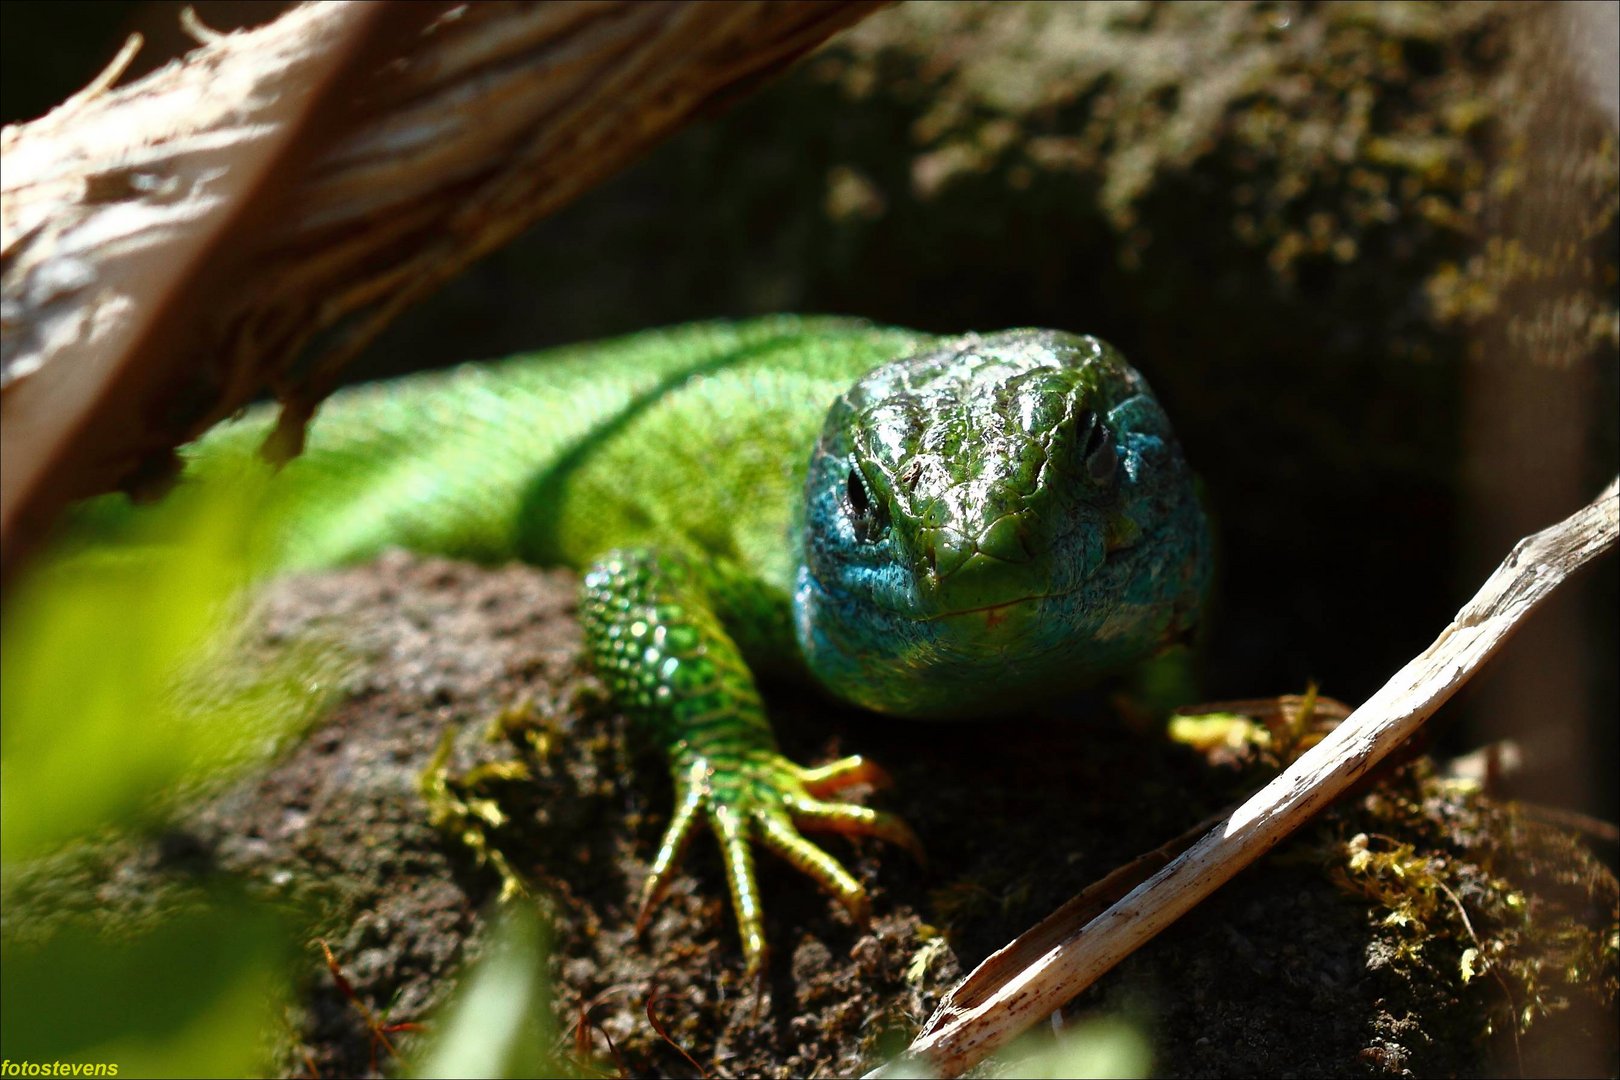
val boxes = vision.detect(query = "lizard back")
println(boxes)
[80,317,934,599]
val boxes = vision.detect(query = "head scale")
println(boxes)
[793,330,1210,717]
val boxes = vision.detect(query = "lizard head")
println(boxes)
[794,330,1210,718]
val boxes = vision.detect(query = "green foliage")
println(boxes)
[1,469,329,1075]
[413,906,557,1078]
[1166,711,1273,753]
[0,892,294,1076]
[996,1015,1154,1078]
[2,467,327,860]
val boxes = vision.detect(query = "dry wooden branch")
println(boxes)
[870,478,1619,1080]
[0,0,884,580]
[2,2,427,575]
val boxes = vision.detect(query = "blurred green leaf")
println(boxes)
[0,891,294,1077]
[996,1014,1153,1079]
[1,469,324,1074]
[1,466,330,861]
[415,905,555,1079]
[1168,711,1271,752]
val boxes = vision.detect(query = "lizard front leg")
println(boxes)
[579,548,919,974]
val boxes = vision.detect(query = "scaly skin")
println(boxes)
[66,316,1211,974]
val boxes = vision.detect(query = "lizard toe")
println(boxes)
[795,754,894,796]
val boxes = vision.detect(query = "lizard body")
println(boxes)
[67,315,1211,972]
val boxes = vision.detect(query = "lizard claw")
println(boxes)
[783,792,926,868]
[634,749,922,975]
[635,776,705,935]
[795,753,894,795]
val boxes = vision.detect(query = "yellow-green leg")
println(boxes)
[581,548,920,974]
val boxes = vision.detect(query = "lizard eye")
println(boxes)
[845,466,886,542]
[1074,409,1119,486]
[1084,422,1117,485]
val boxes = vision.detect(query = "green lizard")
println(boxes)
[64,316,1211,974]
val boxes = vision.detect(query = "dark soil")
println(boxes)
[13,550,1609,1077]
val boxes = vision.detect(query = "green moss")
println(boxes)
[1323,765,1618,1062]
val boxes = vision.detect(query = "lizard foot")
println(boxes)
[635,751,923,975]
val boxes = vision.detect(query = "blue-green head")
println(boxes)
[794,330,1210,718]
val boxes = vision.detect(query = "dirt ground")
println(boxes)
[11,550,1614,1077]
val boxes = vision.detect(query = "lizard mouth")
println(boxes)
[922,592,1060,629]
